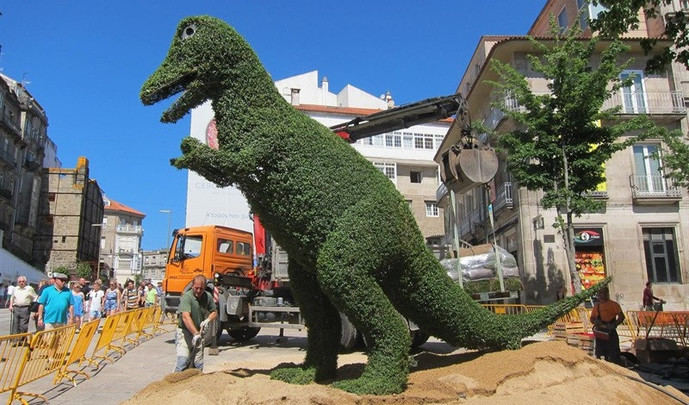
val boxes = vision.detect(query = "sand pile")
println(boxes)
[125,341,688,404]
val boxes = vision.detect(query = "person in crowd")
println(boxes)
[5,282,16,308]
[590,286,625,364]
[145,282,158,307]
[642,281,665,311]
[37,272,73,330]
[33,278,51,331]
[175,275,216,372]
[138,281,147,307]
[88,279,105,320]
[104,279,121,316]
[79,278,91,319]
[71,282,85,329]
[9,276,37,334]
[123,279,140,310]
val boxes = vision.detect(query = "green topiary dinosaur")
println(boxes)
[141,16,609,395]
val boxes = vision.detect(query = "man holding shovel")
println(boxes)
[174,275,217,372]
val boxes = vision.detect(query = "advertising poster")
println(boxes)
[574,228,606,290]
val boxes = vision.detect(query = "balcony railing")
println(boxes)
[116,224,143,234]
[603,91,685,114]
[1,109,20,134]
[630,175,682,201]
[495,90,685,117]
[493,182,514,212]
[0,150,15,168]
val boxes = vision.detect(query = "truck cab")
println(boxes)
[164,225,253,312]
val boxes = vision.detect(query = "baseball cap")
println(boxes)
[52,272,69,280]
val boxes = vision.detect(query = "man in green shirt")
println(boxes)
[175,275,217,372]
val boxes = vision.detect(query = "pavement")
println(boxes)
[0,309,313,405]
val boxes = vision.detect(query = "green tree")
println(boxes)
[588,0,689,72]
[75,261,93,280]
[490,24,658,293]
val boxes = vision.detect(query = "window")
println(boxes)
[425,201,439,217]
[236,242,252,256]
[643,228,680,283]
[402,132,413,149]
[181,235,202,258]
[217,238,234,254]
[633,144,665,193]
[410,171,422,183]
[406,200,413,209]
[620,70,647,113]
[373,162,396,181]
[558,7,568,32]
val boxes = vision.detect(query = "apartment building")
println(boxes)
[142,249,167,284]
[34,157,104,276]
[186,70,449,241]
[99,196,145,284]
[435,0,689,309]
[0,74,49,267]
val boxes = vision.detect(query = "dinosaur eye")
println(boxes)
[181,24,197,40]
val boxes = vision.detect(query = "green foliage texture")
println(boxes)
[588,0,689,72]
[140,16,609,395]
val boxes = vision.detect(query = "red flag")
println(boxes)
[253,214,266,256]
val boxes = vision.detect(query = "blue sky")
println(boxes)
[0,1,544,250]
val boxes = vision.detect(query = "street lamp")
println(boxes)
[91,223,103,280]
[159,209,172,250]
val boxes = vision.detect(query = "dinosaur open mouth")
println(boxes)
[141,72,196,106]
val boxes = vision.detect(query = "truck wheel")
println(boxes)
[411,330,430,348]
[228,326,260,341]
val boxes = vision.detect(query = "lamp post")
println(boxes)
[91,223,103,280]
[159,209,172,250]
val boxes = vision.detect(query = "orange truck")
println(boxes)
[163,225,254,312]
[164,224,302,341]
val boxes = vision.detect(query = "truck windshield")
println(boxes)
[182,235,203,258]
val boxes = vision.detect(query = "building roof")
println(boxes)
[296,104,454,123]
[104,198,145,218]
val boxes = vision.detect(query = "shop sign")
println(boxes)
[574,228,603,246]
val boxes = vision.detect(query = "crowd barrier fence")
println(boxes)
[0,333,31,403]
[53,319,100,386]
[9,324,76,404]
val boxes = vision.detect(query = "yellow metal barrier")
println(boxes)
[87,312,125,364]
[125,309,146,345]
[53,319,100,385]
[625,310,689,347]
[9,324,76,404]
[0,333,31,403]
[150,305,166,334]
[136,306,156,340]
[480,304,528,315]
[111,310,136,351]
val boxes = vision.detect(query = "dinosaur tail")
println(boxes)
[396,247,609,350]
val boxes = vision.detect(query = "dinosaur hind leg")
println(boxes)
[270,257,340,384]
[317,215,410,395]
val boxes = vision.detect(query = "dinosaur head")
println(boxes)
[140,16,251,123]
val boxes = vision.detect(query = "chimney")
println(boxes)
[321,76,329,103]
[290,88,300,106]
[384,91,395,109]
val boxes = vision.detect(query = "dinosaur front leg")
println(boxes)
[270,258,340,384]
[171,137,241,187]
[316,219,411,395]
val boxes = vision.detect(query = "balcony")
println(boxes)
[0,187,11,200]
[603,91,685,117]
[494,90,685,122]
[24,154,41,171]
[0,150,15,168]
[493,182,514,212]
[436,182,448,206]
[116,224,143,234]
[0,109,20,135]
[630,175,682,204]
